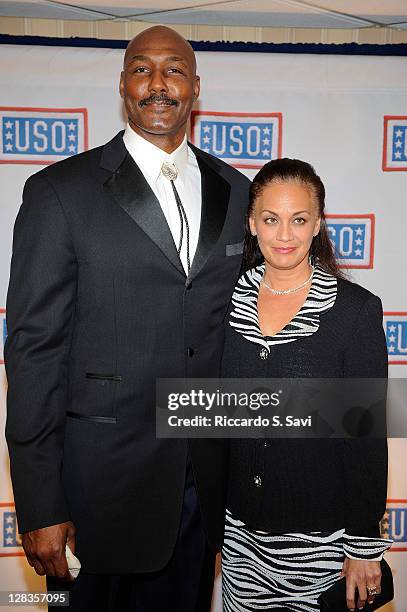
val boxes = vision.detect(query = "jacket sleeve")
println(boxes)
[342,294,389,538]
[342,533,392,560]
[5,173,77,534]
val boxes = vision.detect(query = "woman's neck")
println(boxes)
[263,258,312,292]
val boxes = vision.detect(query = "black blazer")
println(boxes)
[222,276,388,538]
[4,131,250,573]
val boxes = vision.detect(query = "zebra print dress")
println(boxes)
[222,509,390,612]
[222,263,392,611]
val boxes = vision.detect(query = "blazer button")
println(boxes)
[186,283,192,291]
[259,348,268,360]
[253,475,262,487]
[186,348,195,357]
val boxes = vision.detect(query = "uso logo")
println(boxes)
[381,501,407,551]
[191,111,282,169]
[383,313,407,364]
[326,214,374,269]
[0,107,88,165]
[383,116,407,171]
[0,308,5,365]
[0,504,23,557]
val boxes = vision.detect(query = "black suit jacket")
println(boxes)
[4,131,250,573]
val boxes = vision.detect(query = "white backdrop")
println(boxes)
[0,43,406,611]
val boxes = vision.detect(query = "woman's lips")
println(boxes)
[272,247,296,254]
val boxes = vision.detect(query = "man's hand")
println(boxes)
[22,521,76,581]
[341,557,382,610]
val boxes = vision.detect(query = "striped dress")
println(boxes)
[222,263,392,611]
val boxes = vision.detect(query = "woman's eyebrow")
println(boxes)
[259,209,311,215]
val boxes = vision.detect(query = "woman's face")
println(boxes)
[249,181,321,271]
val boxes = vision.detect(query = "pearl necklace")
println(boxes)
[261,265,314,296]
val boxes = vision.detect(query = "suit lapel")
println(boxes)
[102,133,185,277]
[188,145,231,282]
[100,133,231,282]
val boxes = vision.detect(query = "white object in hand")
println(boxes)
[65,544,81,579]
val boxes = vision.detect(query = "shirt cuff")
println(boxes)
[343,533,393,561]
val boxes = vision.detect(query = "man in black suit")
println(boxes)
[5,25,249,611]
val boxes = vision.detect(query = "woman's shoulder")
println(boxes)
[326,274,384,332]
[336,275,382,309]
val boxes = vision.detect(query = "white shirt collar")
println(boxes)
[123,123,189,185]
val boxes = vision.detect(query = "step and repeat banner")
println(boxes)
[0,42,406,611]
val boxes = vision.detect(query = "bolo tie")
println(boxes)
[161,160,191,274]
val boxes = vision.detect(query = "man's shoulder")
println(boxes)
[189,144,250,187]
[26,146,101,187]
[25,131,124,187]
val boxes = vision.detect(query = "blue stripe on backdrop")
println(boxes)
[0,33,407,56]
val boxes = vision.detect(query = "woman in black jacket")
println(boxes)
[221,159,392,612]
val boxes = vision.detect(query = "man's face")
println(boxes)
[120,31,200,145]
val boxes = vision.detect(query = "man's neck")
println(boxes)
[128,122,187,154]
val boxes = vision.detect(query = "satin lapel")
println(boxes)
[104,151,185,277]
[188,148,231,282]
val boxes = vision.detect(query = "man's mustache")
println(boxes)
[139,94,178,107]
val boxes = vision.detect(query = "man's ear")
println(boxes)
[194,75,200,100]
[119,71,125,99]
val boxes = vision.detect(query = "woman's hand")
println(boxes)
[341,557,381,610]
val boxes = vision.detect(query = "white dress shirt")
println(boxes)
[123,124,202,274]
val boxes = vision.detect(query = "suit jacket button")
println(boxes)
[259,348,268,360]
[253,475,262,487]
[187,348,195,357]
[186,283,192,291]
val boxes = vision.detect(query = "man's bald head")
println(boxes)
[124,26,196,74]
[119,24,200,152]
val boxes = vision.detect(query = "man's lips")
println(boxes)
[146,101,174,106]
[139,96,178,108]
